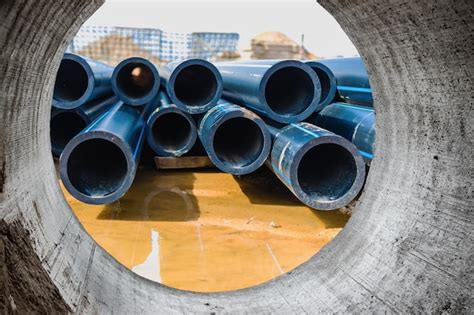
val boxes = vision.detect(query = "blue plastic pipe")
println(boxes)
[160,59,223,114]
[312,102,375,165]
[51,95,118,157]
[214,60,321,124]
[60,100,152,204]
[146,91,197,157]
[112,57,160,106]
[199,100,271,175]
[53,53,114,109]
[267,122,366,210]
[316,57,373,106]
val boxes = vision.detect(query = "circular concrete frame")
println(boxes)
[0,0,472,313]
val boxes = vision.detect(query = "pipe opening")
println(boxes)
[54,59,89,102]
[50,112,87,154]
[213,117,264,168]
[312,67,331,103]
[151,113,193,152]
[297,143,357,201]
[174,65,217,107]
[117,62,155,99]
[67,139,128,197]
[265,67,315,116]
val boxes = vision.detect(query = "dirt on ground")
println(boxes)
[0,220,71,314]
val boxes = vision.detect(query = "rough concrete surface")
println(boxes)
[0,0,473,313]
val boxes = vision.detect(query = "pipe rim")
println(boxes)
[305,61,337,110]
[146,106,197,157]
[288,131,366,210]
[52,53,95,109]
[111,57,160,106]
[259,60,321,123]
[59,130,136,204]
[167,59,223,114]
[201,107,271,175]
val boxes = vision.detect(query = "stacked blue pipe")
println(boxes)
[267,122,366,210]
[53,53,114,109]
[60,100,153,204]
[112,57,160,106]
[147,91,197,157]
[51,95,118,157]
[214,60,321,123]
[160,59,223,114]
[199,100,271,175]
[312,102,375,165]
[316,57,372,107]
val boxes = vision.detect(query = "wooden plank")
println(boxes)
[154,156,215,170]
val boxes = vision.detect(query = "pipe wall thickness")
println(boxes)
[160,59,223,114]
[112,57,160,106]
[304,61,337,110]
[146,91,197,157]
[199,100,271,175]
[215,60,321,123]
[267,122,365,210]
[53,53,114,109]
[316,57,373,106]
[50,95,118,157]
[313,102,375,164]
[60,100,151,204]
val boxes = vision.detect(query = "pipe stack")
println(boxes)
[52,53,375,211]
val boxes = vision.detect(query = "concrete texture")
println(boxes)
[0,0,472,313]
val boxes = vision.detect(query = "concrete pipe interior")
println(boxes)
[174,65,218,107]
[297,143,357,201]
[50,112,87,155]
[53,59,88,102]
[265,66,315,115]
[151,113,193,152]
[66,139,128,197]
[117,62,155,99]
[213,117,264,168]
[0,0,471,313]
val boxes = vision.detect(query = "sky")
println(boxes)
[84,0,359,58]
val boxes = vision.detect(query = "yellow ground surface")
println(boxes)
[62,167,349,292]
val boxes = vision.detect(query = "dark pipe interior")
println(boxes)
[174,65,217,107]
[265,67,315,116]
[67,139,128,197]
[117,62,154,99]
[213,117,264,168]
[312,67,331,103]
[54,59,89,102]
[50,112,87,153]
[151,113,192,152]
[297,143,357,201]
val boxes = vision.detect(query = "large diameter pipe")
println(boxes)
[199,100,271,175]
[304,61,337,110]
[267,122,365,210]
[112,57,160,106]
[60,100,151,204]
[53,53,114,109]
[51,95,118,157]
[316,57,373,106]
[215,60,321,124]
[312,102,375,165]
[160,59,223,114]
[146,91,197,157]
